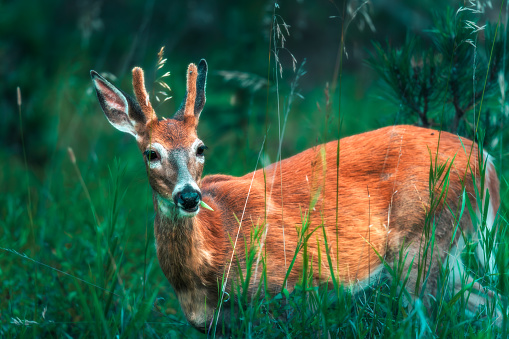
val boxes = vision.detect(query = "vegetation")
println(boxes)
[367,7,508,145]
[1,0,508,337]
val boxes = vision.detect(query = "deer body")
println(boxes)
[91,59,500,331]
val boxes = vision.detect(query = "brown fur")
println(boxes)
[132,67,157,124]
[151,124,496,330]
[183,63,198,127]
[92,62,501,332]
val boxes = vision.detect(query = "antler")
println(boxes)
[173,59,207,123]
[184,63,198,117]
[132,67,158,124]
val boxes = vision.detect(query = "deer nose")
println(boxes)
[174,185,202,212]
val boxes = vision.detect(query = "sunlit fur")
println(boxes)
[91,60,501,332]
[132,67,157,124]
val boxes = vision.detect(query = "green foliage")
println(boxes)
[367,7,509,145]
[205,148,509,337]
[1,0,509,338]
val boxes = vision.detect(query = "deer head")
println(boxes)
[91,60,208,218]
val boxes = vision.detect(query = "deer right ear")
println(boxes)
[91,70,146,137]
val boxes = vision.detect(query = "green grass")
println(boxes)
[2,1,509,338]
[0,66,388,337]
[205,139,509,338]
[1,68,508,337]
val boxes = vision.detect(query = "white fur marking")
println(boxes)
[172,145,201,198]
[169,144,202,218]
[107,119,136,137]
[146,142,167,169]
[177,207,200,218]
[478,152,497,279]
[173,173,200,198]
[350,264,384,293]
[94,77,136,137]
[157,194,174,216]
[192,139,205,164]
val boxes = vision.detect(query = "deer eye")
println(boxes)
[144,150,160,162]
[196,145,208,156]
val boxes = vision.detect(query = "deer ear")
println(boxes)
[91,70,146,137]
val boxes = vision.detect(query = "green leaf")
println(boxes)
[200,200,214,211]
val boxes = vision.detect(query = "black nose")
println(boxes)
[174,186,201,212]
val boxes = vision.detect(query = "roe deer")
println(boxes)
[91,59,501,331]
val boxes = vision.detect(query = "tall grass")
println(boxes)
[204,135,508,338]
[1,1,508,339]
[205,1,509,338]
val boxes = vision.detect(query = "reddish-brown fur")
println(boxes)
[91,60,501,331]
[132,67,157,123]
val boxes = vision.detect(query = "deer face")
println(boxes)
[141,120,207,217]
[91,60,208,218]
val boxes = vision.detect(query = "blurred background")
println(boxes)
[1,0,508,336]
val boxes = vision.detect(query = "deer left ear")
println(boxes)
[174,59,208,123]
[91,70,146,137]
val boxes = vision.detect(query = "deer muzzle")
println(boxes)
[174,184,202,212]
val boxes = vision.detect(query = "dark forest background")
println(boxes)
[1,0,508,337]
[3,0,504,176]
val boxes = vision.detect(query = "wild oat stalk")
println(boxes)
[67,147,100,230]
[154,46,172,107]
[16,86,39,336]
[17,88,34,232]
[0,247,121,297]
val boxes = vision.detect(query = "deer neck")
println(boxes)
[152,193,221,329]
[152,193,219,290]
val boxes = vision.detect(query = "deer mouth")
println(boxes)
[177,204,200,218]
[182,205,199,213]
[173,185,202,216]
[176,198,200,216]
[157,194,200,218]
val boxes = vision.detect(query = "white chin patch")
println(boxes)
[157,195,175,216]
[177,207,200,218]
[157,194,200,219]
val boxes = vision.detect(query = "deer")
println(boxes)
[90,59,501,331]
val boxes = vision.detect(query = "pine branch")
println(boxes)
[367,5,507,147]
